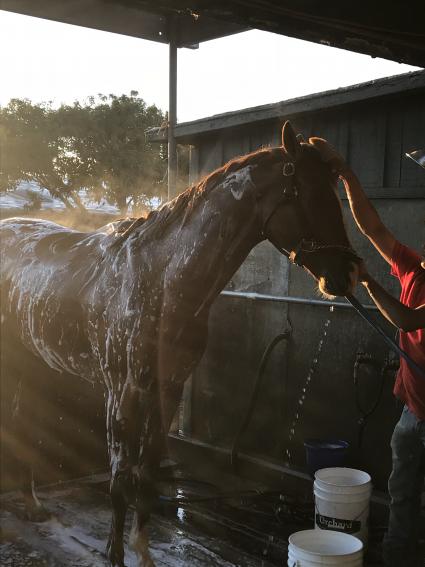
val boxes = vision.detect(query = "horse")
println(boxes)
[0,122,360,566]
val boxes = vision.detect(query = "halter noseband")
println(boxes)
[261,156,358,267]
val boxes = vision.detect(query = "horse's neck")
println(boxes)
[112,169,263,312]
[165,181,262,296]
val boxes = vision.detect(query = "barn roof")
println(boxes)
[165,70,425,144]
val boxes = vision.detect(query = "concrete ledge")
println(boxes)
[167,433,393,516]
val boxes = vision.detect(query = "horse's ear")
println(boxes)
[282,121,301,159]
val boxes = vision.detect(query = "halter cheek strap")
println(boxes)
[261,160,299,239]
[262,159,315,261]
[261,157,359,267]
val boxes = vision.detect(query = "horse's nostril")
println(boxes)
[323,271,338,291]
[321,269,353,296]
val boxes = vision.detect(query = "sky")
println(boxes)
[0,10,421,123]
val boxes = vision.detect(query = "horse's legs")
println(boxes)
[106,404,133,567]
[19,465,50,521]
[12,376,50,521]
[106,475,128,567]
[129,408,163,567]
[129,482,157,567]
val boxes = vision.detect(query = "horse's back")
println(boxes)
[2,217,81,254]
[0,217,107,277]
[0,218,104,377]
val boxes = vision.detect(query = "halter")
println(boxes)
[261,156,359,266]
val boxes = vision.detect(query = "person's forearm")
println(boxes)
[340,169,384,238]
[363,277,424,332]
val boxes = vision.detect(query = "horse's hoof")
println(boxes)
[106,540,126,567]
[25,504,51,522]
[106,552,126,567]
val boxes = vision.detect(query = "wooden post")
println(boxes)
[168,27,178,200]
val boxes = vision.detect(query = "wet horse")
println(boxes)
[0,122,360,566]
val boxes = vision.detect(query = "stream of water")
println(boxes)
[285,306,335,466]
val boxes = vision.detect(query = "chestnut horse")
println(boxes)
[0,122,359,566]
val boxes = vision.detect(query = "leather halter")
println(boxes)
[261,157,359,267]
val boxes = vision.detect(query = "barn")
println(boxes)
[1,2,424,566]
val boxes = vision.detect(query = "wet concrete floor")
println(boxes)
[0,480,278,566]
[0,467,390,566]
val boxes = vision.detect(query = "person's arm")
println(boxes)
[310,138,397,264]
[360,268,425,332]
[339,169,396,265]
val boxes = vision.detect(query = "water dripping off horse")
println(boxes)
[0,122,360,566]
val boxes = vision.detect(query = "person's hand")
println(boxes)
[308,137,350,177]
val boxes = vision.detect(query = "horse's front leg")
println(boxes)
[107,473,129,567]
[129,480,157,567]
[106,410,133,567]
[129,409,163,567]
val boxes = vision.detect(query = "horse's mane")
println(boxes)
[110,146,281,249]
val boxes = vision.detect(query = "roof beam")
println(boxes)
[1,0,246,47]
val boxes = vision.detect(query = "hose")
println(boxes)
[230,329,291,470]
[353,351,399,447]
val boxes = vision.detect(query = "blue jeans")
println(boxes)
[383,405,425,567]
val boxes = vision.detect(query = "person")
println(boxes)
[313,138,425,567]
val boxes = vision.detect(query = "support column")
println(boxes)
[168,31,178,200]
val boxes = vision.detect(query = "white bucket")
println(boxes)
[314,467,372,544]
[287,529,363,566]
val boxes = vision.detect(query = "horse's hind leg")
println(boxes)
[11,373,50,521]
[20,465,50,521]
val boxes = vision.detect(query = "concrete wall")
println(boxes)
[178,73,425,490]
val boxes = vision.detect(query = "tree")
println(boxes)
[79,93,167,211]
[0,93,167,213]
[0,99,91,210]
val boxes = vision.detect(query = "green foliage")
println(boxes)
[0,93,167,212]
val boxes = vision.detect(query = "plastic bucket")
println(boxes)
[314,467,372,544]
[288,529,363,566]
[304,439,349,477]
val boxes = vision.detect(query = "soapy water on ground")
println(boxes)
[0,482,278,567]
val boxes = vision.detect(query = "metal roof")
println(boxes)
[2,0,425,64]
[0,0,246,48]
[143,70,425,144]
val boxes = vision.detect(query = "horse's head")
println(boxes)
[258,121,360,297]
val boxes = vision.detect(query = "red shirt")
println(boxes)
[391,242,425,420]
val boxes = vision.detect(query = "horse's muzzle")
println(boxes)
[319,262,359,298]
